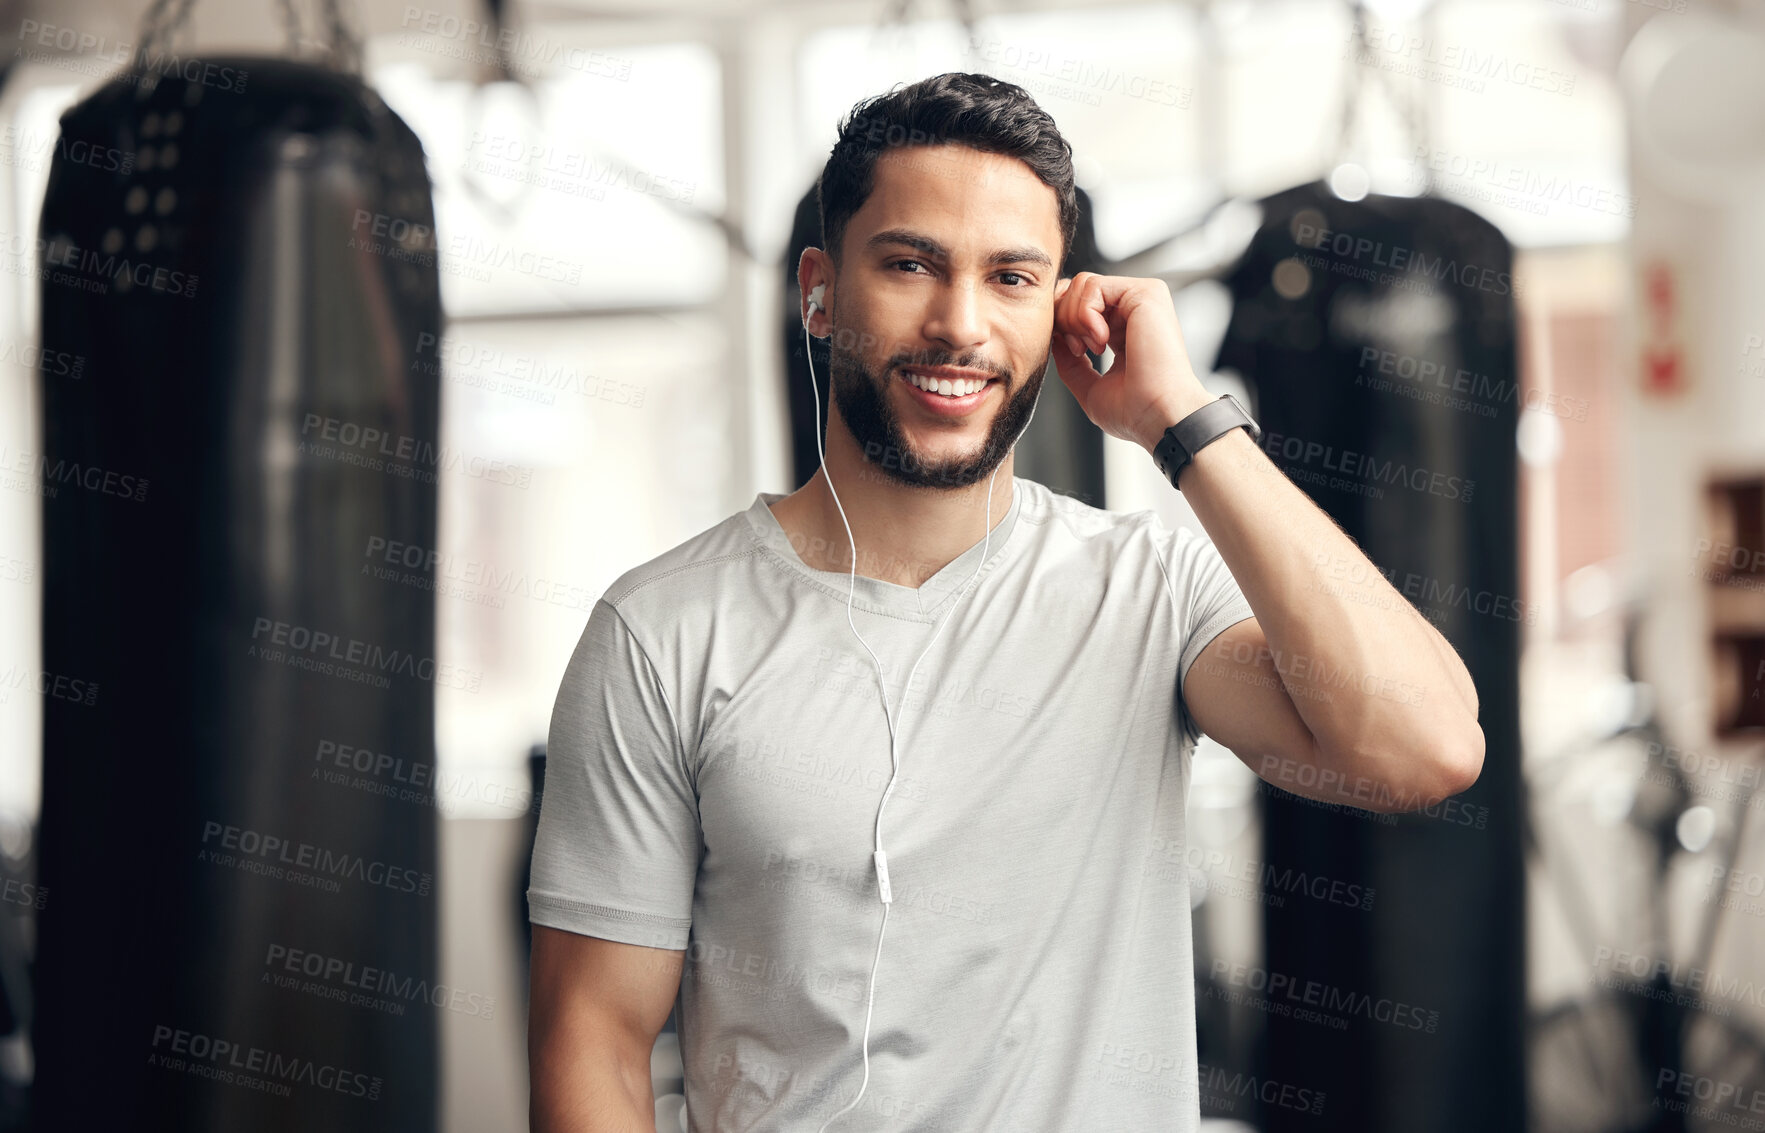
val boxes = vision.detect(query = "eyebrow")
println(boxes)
[865,227,1054,270]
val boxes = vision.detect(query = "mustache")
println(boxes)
[888,353,1011,381]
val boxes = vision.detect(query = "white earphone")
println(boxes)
[799,279,1041,1130]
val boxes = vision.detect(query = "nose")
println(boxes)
[921,281,986,356]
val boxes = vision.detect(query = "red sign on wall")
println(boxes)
[1640,258,1686,396]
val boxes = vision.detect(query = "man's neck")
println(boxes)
[770,432,1017,589]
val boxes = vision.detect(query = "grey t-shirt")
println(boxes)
[528,476,1256,1132]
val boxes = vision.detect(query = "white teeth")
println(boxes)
[907,372,988,397]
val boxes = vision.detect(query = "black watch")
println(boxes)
[1151,394,1261,489]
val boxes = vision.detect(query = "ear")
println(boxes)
[1055,277,1072,302]
[797,248,831,330]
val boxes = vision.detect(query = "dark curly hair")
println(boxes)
[815,72,1079,278]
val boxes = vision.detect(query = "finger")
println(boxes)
[1054,273,1097,352]
[1052,273,1080,340]
[1076,274,1112,354]
[1049,324,1100,405]
[1102,305,1130,360]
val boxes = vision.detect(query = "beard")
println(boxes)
[826,328,1046,492]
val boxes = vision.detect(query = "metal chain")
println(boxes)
[1336,1,1368,173]
[273,0,304,59]
[318,0,364,73]
[135,0,200,61]
[1366,26,1433,197]
[1339,0,1435,198]
[135,0,362,74]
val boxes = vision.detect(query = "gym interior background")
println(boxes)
[1,0,1763,1129]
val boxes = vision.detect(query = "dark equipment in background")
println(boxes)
[1525,596,1765,1133]
[780,183,1111,506]
[1211,180,1526,1132]
[30,10,443,1131]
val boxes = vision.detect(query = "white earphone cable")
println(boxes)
[800,294,1042,1131]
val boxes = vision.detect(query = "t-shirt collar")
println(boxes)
[744,476,1025,620]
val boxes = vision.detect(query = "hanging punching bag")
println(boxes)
[1214,181,1524,1133]
[31,16,441,1133]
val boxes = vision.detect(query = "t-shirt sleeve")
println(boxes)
[1156,521,1257,748]
[526,597,700,950]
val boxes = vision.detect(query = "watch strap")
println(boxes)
[1152,395,1261,487]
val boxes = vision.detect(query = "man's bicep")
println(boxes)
[530,924,685,1046]
[528,926,685,1131]
[1180,617,1318,780]
[528,598,700,949]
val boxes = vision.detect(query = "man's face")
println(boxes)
[825,143,1063,491]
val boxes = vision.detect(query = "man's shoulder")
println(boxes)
[1014,478,1224,594]
[1016,477,1165,550]
[601,499,766,618]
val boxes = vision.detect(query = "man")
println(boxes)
[528,72,1483,1132]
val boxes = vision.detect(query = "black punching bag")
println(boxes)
[32,57,441,1133]
[1215,182,1525,1133]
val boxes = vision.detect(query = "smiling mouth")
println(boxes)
[899,367,999,399]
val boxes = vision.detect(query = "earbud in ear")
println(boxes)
[806,283,825,317]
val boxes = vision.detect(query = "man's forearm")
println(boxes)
[1139,397,1483,793]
